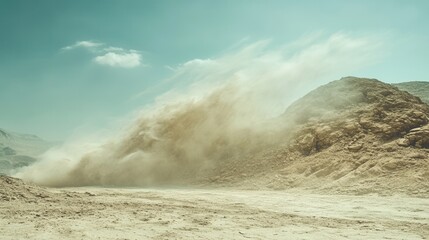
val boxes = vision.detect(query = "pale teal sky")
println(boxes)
[0,0,428,140]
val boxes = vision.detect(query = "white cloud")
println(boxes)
[62,40,145,68]
[94,52,142,68]
[182,58,215,67]
[62,40,103,50]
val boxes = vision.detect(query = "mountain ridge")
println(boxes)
[0,128,52,175]
[393,81,429,104]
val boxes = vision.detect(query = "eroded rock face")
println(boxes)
[284,77,429,155]
[404,125,429,148]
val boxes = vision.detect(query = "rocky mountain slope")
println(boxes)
[209,77,429,196]
[394,81,429,104]
[0,129,52,174]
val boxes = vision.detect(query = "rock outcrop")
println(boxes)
[285,77,429,155]
[402,125,429,148]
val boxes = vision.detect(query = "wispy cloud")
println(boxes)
[148,33,385,111]
[61,40,143,68]
[138,33,384,101]
[62,40,103,51]
[94,51,141,68]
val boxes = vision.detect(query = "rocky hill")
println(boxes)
[394,81,429,104]
[13,77,429,197]
[210,77,429,196]
[0,128,52,174]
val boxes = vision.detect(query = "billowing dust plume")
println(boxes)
[15,33,383,187]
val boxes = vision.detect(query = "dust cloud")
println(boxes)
[15,33,383,187]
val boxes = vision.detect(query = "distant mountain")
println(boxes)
[394,81,429,104]
[0,128,52,175]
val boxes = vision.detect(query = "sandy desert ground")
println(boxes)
[1,186,428,240]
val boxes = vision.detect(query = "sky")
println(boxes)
[0,0,428,141]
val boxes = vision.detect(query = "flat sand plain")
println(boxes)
[1,187,428,239]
